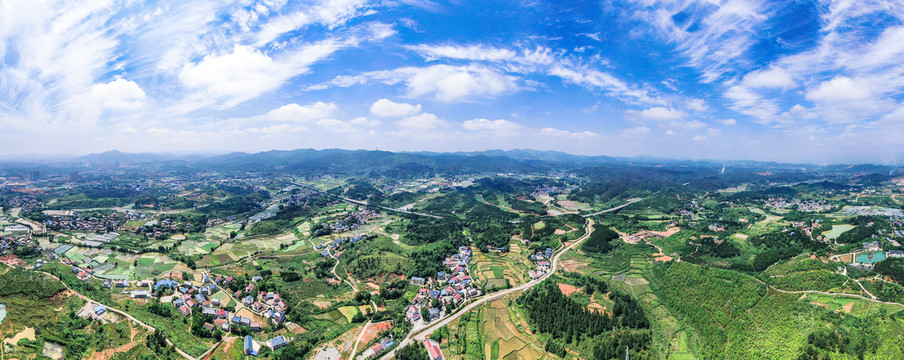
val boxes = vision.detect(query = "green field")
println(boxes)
[823,224,855,239]
[338,306,361,322]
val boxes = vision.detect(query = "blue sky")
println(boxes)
[1,0,904,164]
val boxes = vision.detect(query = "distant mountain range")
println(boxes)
[2,148,902,177]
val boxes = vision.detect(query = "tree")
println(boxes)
[397,342,429,360]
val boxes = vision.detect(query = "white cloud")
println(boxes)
[406,43,665,106]
[90,79,147,109]
[665,120,706,129]
[254,0,370,46]
[315,118,357,133]
[550,66,662,105]
[805,76,873,102]
[370,99,422,117]
[178,45,286,106]
[741,67,795,89]
[539,128,600,138]
[638,0,770,82]
[717,119,737,126]
[401,65,518,102]
[266,102,339,122]
[408,44,518,63]
[785,104,818,120]
[321,65,520,102]
[396,112,447,130]
[461,119,523,133]
[620,126,651,137]
[687,98,708,111]
[628,107,687,121]
[665,129,677,136]
[349,116,381,126]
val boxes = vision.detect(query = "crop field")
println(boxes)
[822,224,855,239]
[803,293,904,317]
[177,239,219,255]
[759,256,851,292]
[313,309,346,323]
[471,242,531,289]
[132,253,181,279]
[480,299,547,360]
[337,306,360,322]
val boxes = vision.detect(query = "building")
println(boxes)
[864,241,881,251]
[250,322,261,331]
[889,250,904,258]
[245,335,257,356]
[94,304,106,316]
[270,335,287,350]
[424,339,444,360]
[411,277,426,286]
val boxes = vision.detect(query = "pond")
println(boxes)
[0,303,6,325]
[856,251,886,264]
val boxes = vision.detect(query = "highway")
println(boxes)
[291,181,443,219]
[582,197,643,217]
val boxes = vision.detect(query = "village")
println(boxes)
[404,247,481,328]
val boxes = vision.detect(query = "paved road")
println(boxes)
[291,181,443,219]
[582,197,643,218]
[377,218,596,360]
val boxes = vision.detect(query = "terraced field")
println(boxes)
[481,299,548,360]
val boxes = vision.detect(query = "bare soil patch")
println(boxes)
[360,321,392,346]
[557,283,581,297]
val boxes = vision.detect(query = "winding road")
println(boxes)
[1,264,201,360]
[376,218,596,360]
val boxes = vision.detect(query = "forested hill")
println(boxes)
[193,149,553,176]
[6,148,904,180]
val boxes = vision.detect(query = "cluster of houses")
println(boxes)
[70,265,94,281]
[765,197,834,212]
[41,212,124,233]
[791,220,826,241]
[242,290,288,324]
[318,234,367,256]
[530,184,579,197]
[528,248,554,280]
[244,334,289,356]
[357,337,396,359]
[135,218,192,239]
[328,210,381,234]
[156,275,231,320]
[101,278,152,298]
[406,247,481,323]
[0,235,34,255]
